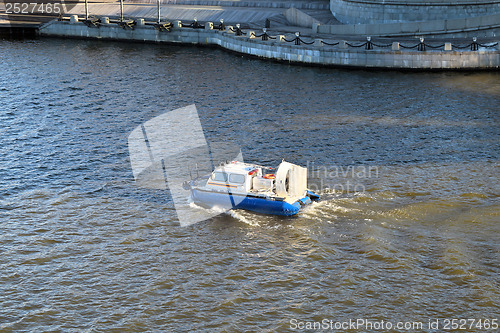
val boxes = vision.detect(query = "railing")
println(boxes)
[62,15,500,52]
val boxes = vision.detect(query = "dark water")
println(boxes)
[1,38,499,332]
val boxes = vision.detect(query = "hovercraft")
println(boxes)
[184,160,319,216]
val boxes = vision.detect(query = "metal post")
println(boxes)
[472,37,478,51]
[418,37,425,51]
[157,0,161,24]
[120,0,124,22]
[85,0,89,20]
[366,36,372,50]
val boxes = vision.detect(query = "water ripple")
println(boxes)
[0,38,498,332]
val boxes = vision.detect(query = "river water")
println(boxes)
[0,38,499,332]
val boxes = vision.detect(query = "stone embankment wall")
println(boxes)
[330,0,500,24]
[38,20,500,70]
[316,13,500,38]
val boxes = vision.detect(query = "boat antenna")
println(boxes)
[207,142,215,171]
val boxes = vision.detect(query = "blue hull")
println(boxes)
[191,189,314,216]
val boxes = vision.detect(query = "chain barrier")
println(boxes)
[214,23,225,31]
[118,20,137,30]
[298,37,315,45]
[451,43,474,50]
[478,42,499,48]
[83,16,101,27]
[214,19,225,31]
[371,42,392,48]
[229,26,245,36]
[424,43,445,49]
[400,43,420,49]
[365,38,373,50]
[69,13,499,53]
[182,20,204,29]
[154,22,173,32]
[253,32,270,41]
[322,40,339,46]
[346,42,368,48]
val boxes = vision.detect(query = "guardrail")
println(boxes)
[63,14,500,52]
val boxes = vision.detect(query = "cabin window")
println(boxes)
[212,172,228,182]
[229,173,245,184]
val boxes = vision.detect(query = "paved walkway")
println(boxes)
[1,0,336,32]
[65,0,336,27]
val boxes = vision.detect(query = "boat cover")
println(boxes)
[275,161,307,200]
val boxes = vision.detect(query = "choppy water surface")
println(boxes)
[0,38,499,332]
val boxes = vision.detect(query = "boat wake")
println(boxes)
[186,188,403,227]
[226,210,261,227]
[299,191,378,223]
[188,201,260,227]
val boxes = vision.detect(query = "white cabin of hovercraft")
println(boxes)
[205,162,276,194]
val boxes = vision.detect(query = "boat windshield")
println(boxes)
[229,174,245,184]
[212,172,228,182]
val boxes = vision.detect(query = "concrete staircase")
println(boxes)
[305,9,340,25]
[266,2,340,28]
